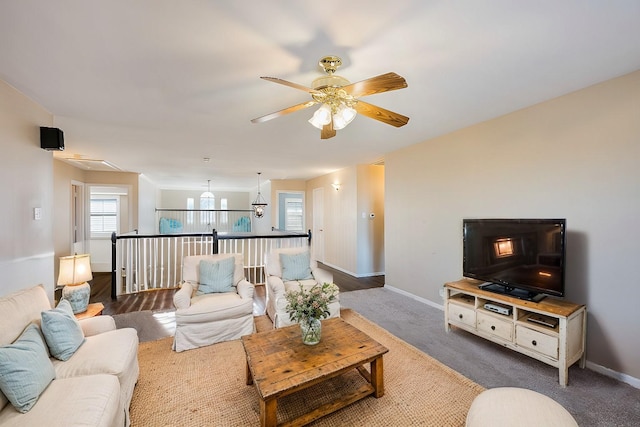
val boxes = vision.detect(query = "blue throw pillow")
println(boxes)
[280,251,313,281]
[41,299,86,361]
[197,256,236,295]
[0,324,56,413]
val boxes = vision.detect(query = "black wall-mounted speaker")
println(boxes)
[40,127,65,151]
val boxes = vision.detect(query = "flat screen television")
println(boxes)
[463,218,566,302]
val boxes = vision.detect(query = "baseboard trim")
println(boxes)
[586,361,640,389]
[319,262,383,278]
[384,284,444,311]
[384,284,640,390]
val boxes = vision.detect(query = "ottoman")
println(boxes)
[466,387,578,427]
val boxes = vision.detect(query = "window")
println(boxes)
[90,198,118,237]
[186,197,194,225]
[220,198,228,226]
[200,192,215,227]
[284,198,303,231]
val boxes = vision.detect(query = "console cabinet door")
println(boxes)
[448,303,476,328]
[477,312,513,341]
[516,325,559,359]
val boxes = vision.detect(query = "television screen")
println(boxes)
[463,219,566,301]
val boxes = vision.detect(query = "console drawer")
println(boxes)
[516,325,558,359]
[448,303,476,328]
[477,312,513,341]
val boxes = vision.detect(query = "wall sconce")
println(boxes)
[331,183,341,191]
[57,254,93,314]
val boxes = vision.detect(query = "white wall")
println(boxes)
[0,80,56,300]
[385,70,640,382]
[159,189,250,210]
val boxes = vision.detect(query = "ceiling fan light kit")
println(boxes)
[251,55,409,139]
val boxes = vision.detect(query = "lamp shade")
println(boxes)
[308,104,332,129]
[58,254,93,286]
[332,105,356,130]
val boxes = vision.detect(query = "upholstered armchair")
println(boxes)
[264,246,340,328]
[172,253,255,352]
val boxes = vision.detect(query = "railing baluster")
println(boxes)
[111,230,310,295]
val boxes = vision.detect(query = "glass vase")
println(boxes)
[300,317,322,345]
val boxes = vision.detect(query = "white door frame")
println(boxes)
[71,181,86,254]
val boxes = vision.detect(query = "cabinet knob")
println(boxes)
[532,340,537,346]
[491,325,496,331]
[459,314,463,319]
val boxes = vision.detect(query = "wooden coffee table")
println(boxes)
[241,317,389,427]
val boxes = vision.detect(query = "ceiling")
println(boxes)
[2,1,639,192]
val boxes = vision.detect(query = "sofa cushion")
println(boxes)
[41,299,85,361]
[0,285,51,347]
[177,293,253,323]
[280,251,313,281]
[0,324,56,413]
[0,375,122,427]
[53,328,138,388]
[197,257,235,295]
[182,254,245,287]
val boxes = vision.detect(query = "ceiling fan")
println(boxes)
[251,56,409,139]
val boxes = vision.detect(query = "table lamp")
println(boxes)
[58,254,93,314]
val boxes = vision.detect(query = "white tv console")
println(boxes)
[444,278,586,387]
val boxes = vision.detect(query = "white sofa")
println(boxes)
[0,285,139,427]
[264,246,340,328]
[172,253,255,352]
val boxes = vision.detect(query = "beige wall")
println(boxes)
[85,170,140,233]
[53,162,140,273]
[0,80,55,299]
[52,160,85,277]
[306,165,384,277]
[307,167,357,272]
[385,70,640,382]
[356,164,384,275]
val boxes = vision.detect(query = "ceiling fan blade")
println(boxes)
[342,72,408,97]
[260,77,320,94]
[251,101,317,124]
[321,118,336,139]
[354,100,409,128]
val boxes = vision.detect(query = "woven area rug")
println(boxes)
[130,309,484,426]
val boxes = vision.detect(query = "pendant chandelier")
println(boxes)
[201,179,214,199]
[251,172,267,218]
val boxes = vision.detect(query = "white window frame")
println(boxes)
[90,196,119,238]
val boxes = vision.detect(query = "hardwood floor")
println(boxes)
[89,263,384,316]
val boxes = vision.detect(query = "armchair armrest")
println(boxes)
[79,315,116,336]
[266,275,291,314]
[173,282,195,310]
[266,275,286,297]
[237,279,255,300]
[312,267,333,286]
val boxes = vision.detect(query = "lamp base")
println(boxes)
[62,282,91,314]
